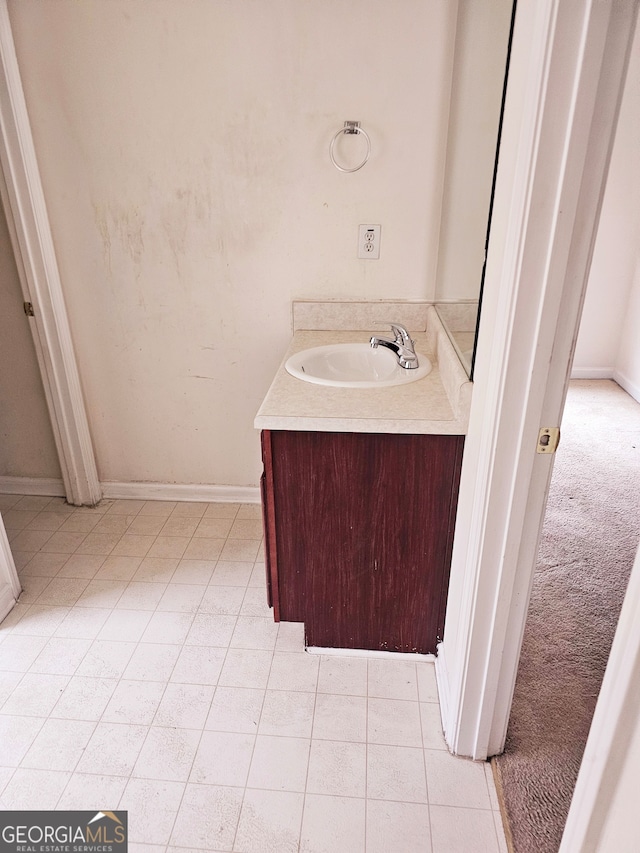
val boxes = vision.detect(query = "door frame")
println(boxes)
[0,1,100,506]
[0,512,20,621]
[437,0,638,760]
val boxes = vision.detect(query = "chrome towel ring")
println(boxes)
[329,121,371,173]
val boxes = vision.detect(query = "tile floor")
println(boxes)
[0,494,507,853]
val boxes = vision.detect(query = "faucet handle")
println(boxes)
[374,321,412,345]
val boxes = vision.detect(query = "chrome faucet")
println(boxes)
[370,323,419,369]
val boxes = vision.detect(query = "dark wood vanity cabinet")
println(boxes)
[260,430,464,655]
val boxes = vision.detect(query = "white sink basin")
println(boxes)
[285,343,432,388]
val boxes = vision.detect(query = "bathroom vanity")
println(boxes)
[255,302,471,655]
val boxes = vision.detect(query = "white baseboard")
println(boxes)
[0,476,65,496]
[100,481,261,504]
[306,646,435,662]
[570,367,614,380]
[0,476,261,504]
[613,369,640,404]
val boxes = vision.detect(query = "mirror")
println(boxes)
[434,0,517,378]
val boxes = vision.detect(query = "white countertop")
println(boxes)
[255,308,471,435]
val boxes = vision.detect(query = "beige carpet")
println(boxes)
[495,380,640,853]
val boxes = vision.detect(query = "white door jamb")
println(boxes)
[437,0,638,760]
[0,512,21,622]
[0,1,101,506]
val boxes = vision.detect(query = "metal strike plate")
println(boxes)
[537,427,560,454]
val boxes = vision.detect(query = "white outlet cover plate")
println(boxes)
[358,224,381,259]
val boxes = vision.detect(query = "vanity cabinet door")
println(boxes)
[261,429,464,654]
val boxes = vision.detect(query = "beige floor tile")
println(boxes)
[76,639,137,679]
[268,651,320,693]
[160,516,199,537]
[219,538,261,562]
[54,607,111,640]
[0,497,507,851]
[21,717,96,771]
[182,537,225,560]
[190,730,255,786]
[1,767,71,809]
[248,735,310,792]
[366,800,432,853]
[312,693,367,742]
[127,515,166,536]
[0,634,49,671]
[141,611,194,644]
[170,783,243,850]
[368,659,419,701]
[157,583,206,613]
[230,616,279,650]
[199,585,246,615]
[367,697,423,747]
[56,553,106,579]
[95,555,143,581]
[306,739,366,797]
[317,655,368,696]
[425,750,491,809]
[259,690,315,739]
[119,777,185,845]
[429,805,501,853]
[153,682,215,729]
[234,788,303,853]
[133,726,200,781]
[218,648,273,689]
[170,645,226,685]
[101,680,166,725]
[25,511,69,532]
[0,715,46,766]
[122,642,181,681]
[29,636,92,676]
[133,557,178,583]
[57,772,128,810]
[50,675,118,721]
[228,518,264,539]
[35,577,90,607]
[203,502,241,518]
[367,744,428,803]
[111,534,155,558]
[210,560,254,586]
[194,517,234,538]
[170,559,215,585]
[205,685,265,734]
[300,794,366,853]
[1,671,70,717]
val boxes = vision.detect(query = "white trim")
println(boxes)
[0,583,16,623]
[0,477,262,504]
[570,367,614,380]
[305,646,435,662]
[613,368,640,404]
[0,512,20,600]
[438,0,638,760]
[100,481,261,504]
[0,476,65,497]
[0,2,100,506]
[559,540,640,852]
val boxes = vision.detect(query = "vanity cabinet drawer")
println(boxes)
[260,429,464,654]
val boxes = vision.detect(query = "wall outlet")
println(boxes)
[358,224,381,259]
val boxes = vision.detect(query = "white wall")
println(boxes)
[6,0,457,488]
[573,20,640,394]
[435,0,513,302]
[0,200,61,479]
